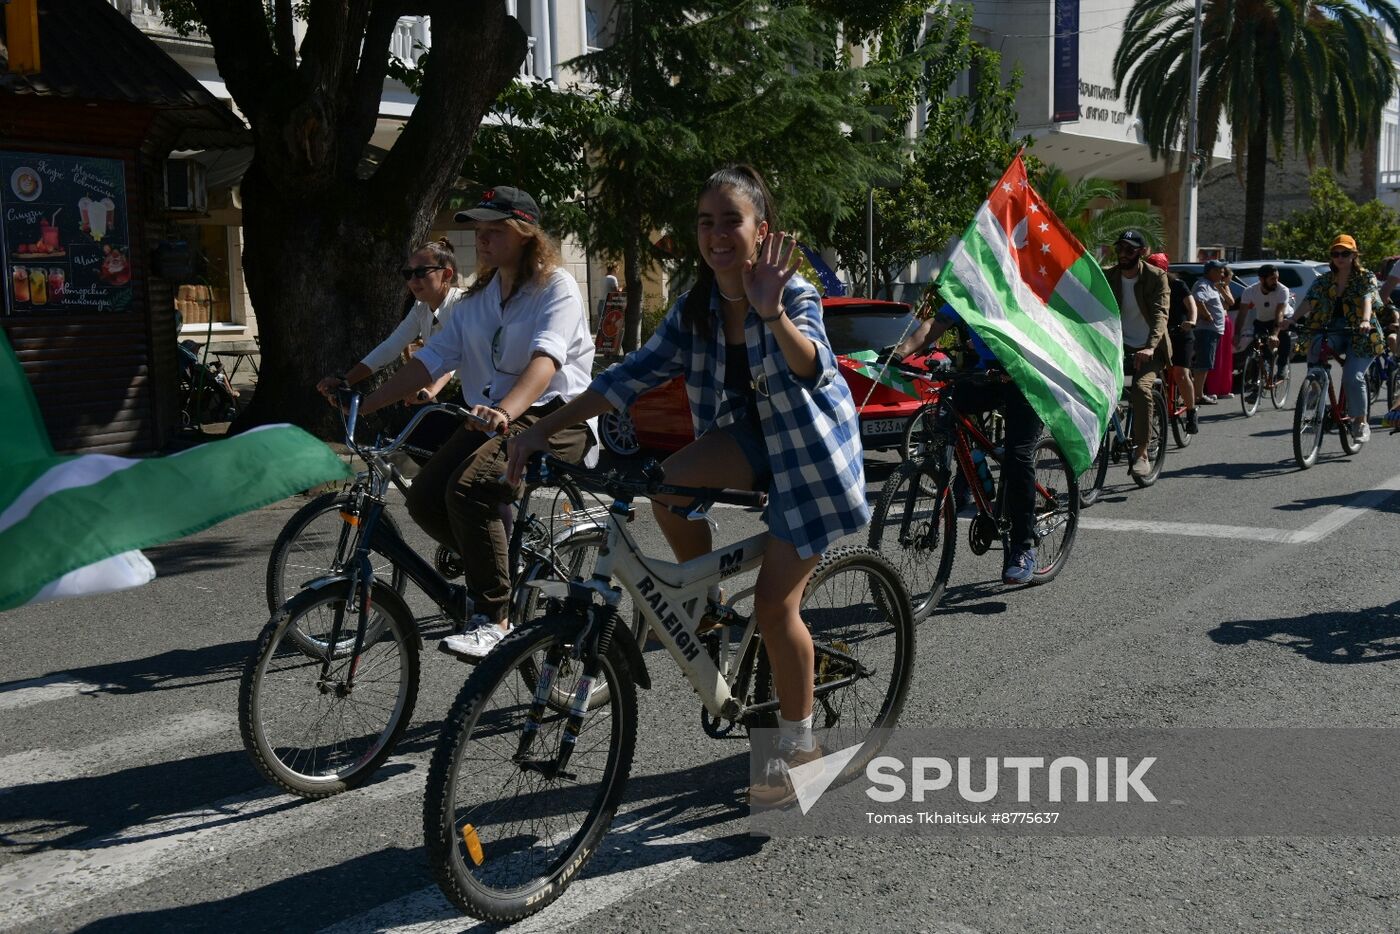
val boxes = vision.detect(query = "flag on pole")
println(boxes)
[0,332,351,613]
[935,155,1122,476]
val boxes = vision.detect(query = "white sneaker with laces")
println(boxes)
[1354,420,1371,443]
[440,614,507,661]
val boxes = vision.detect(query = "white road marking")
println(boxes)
[1077,518,1299,543]
[0,674,113,712]
[316,812,737,934]
[0,710,232,792]
[0,754,426,929]
[1288,470,1400,543]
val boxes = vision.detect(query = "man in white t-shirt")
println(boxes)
[1236,264,1294,381]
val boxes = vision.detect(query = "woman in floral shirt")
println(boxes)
[1297,234,1383,444]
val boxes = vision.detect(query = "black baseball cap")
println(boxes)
[1115,230,1147,249]
[455,186,541,226]
[1204,259,1227,271]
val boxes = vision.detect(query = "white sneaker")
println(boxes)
[439,615,507,661]
[1354,421,1371,443]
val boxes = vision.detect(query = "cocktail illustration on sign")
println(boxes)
[79,195,115,241]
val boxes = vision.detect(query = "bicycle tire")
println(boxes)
[1271,365,1291,409]
[1388,363,1399,410]
[240,579,418,798]
[1339,407,1363,455]
[424,612,637,923]
[1366,359,1384,418]
[1240,354,1262,417]
[1030,437,1079,583]
[1130,388,1168,488]
[753,547,915,749]
[1078,429,1110,509]
[265,491,407,614]
[868,458,955,621]
[898,403,939,461]
[1292,374,1325,469]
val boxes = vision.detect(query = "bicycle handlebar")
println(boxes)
[526,452,767,509]
[335,387,491,459]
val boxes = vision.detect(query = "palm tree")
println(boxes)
[1114,0,1400,257]
[1034,167,1167,257]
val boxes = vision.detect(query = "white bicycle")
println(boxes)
[422,453,916,923]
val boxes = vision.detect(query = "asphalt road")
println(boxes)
[5,368,1400,934]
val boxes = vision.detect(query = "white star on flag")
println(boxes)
[1002,183,1013,193]
[1039,222,1050,233]
[1041,243,1051,254]
[1028,204,1040,213]
[1039,265,1048,275]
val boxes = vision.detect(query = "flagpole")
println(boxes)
[1182,0,1204,262]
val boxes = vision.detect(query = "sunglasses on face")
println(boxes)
[400,265,446,281]
[1331,250,1354,259]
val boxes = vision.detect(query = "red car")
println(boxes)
[597,296,937,456]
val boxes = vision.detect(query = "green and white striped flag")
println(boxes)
[0,331,350,612]
[935,155,1122,476]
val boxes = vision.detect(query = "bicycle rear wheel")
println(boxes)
[1130,388,1168,488]
[265,491,407,613]
[1292,374,1325,469]
[898,403,940,461]
[1240,353,1262,417]
[1388,361,1399,410]
[754,547,915,746]
[1078,429,1110,509]
[868,459,955,621]
[424,613,637,923]
[1030,437,1079,583]
[240,580,418,798]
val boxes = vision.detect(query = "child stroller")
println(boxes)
[176,320,240,428]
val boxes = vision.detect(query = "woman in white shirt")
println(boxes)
[359,187,594,659]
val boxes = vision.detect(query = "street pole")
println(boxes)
[1182,0,1204,262]
[866,186,874,298]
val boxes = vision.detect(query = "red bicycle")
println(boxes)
[1293,337,1366,469]
[1161,362,1194,448]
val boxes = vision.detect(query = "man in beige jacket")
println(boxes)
[1103,231,1171,477]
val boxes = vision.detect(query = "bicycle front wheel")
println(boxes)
[1031,437,1079,583]
[424,613,637,923]
[868,459,955,621]
[1078,429,1110,509]
[1271,364,1292,409]
[1241,353,1262,417]
[265,491,407,613]
[898,403,939,461]
[755,546,915,743]
[240,580,418,798]
[1293,375,1325,469]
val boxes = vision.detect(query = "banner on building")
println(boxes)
[1052,0,1080,123]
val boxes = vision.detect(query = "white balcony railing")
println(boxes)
[390,16,431,66]
[109,0,180,36]
[1382,170,1400,189]
[522,36,537,78]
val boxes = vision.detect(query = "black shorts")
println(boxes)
[1253,319,1279,338]
[1170,329,1195,368]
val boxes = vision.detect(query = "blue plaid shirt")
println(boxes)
[592,275,869,558]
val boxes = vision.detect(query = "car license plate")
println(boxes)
[861,418,905,438]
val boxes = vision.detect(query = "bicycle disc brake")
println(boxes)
[968,511,998,555]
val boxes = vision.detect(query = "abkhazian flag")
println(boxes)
[0,332,351,613]
[935,154,1122,476]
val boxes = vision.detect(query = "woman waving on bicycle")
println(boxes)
[359,186,596,657]
[508,165,869,805]
[1295,234,1383,445]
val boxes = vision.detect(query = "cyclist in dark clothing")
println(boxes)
[895,299,1044,586]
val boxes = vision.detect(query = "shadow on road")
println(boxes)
[1209,600,1400,664]
[144,537,247,578]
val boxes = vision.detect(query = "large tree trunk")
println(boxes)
[1241,116,1270,257]
[192,0,527,439]
[622,237,644,353]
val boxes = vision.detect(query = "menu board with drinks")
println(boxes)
[1,151,133,316]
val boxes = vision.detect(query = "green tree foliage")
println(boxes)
[1034,167,1166,258]
[1114,0,1400,257]
[1264,168,1400,269]
[826,7,1027,298]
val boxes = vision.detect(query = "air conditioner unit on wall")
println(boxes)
[164,158,208,213]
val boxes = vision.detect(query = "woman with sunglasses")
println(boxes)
[317,239,485,409]
[1295,234,1383,444]
[506,165,870,807]
[358,186,595,659]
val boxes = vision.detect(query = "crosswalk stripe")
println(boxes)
[315,812,737,934]
[0,710,232,792]
[0,674,112,712]
[0,753,426,929]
